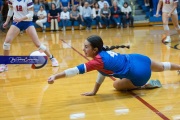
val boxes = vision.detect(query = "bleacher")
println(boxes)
[34,0,180,30]
[34,17,117,30]
[137,0,180,24]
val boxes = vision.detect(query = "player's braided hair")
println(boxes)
[102,45,130,50]
[87,35,130,52]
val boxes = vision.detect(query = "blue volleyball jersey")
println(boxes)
[77,51,131,78]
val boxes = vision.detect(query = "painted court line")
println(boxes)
[61,39,170,120]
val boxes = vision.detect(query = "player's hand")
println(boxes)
[48,75,56,84]
[81,91,96,96]
[167,13,171,17]
[3,22,8,28]
[155,13,160,17]
[14,17,22,23]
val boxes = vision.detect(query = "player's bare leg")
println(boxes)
[0,25,20,72]
[26,26,59,67]
[162,13,171,43]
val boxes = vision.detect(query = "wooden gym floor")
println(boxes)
[0,25,180,120]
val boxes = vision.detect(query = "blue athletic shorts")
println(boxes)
[126,54,151,86]
[12,21,33,31]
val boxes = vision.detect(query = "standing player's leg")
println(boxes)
[171,13,180,35]
[26,26,59,67]
[0,25,20,72]
[162,12,171,43]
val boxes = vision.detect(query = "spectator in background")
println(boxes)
[33,0,41,22]
[48,3,60,32]
[111,1,121,28]
[115,0,124,9]
[36,5,47,32]
[121,2,134,28]
[60,7,70,31]
[80,2,92,30]
[51,0,61,12]
[40,0,50,11]
[152,0,159,15]
[60,0,70,10]
[98,0,109,9]
[92,2,102,29]
[144,0,150,6]
[101,3,111,29]
[2,0,8,22]
[70,6,82,30]
[83,0,95,8]
[0,0,3,24]
[71,0,81,9]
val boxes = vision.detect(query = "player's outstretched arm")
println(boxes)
[48,67,80,84]
[48,71,66,84]
[81,73,106,96]
[155,1,163,17]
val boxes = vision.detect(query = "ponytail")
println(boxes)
[86,35,130,52]
[102,45,130,51]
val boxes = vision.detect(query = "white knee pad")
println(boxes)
[39,44,47,51]
[163,25,169,31]
[3,42,11,50]
[162,62,171,70]
[174,25,180,30]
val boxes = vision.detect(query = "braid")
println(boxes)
[103,45,130,51]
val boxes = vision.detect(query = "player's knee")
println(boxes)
[163,24,169,31]
[113,80,119,90]
[3,42,11,50]
[38,44,47,51]
[162,62,171,71]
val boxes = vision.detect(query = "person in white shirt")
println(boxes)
[36,5,47,32]
[0,0,59,72]
[60,7,70,31]
[121,2,134,28]
[92,2,102,29]
[155,0,179,43]
[98,0,109,9]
